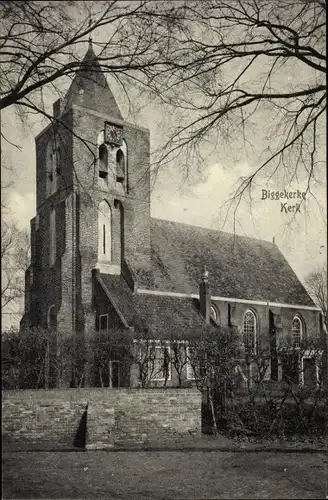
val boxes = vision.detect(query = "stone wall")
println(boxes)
[2,388,201,450]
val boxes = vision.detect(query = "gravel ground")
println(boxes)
[2,449,328,499]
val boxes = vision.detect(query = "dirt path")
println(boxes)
[2,450,328,499]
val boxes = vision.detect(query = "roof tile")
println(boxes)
[100,274,208,339]
[134,218,314,306]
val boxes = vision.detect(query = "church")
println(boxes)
[21,43,324,389]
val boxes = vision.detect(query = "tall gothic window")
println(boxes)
[98,200,112,261]
[243,310,257,353]
[49,208,56,267]
[46,141,57,197]
[292,316,303,348]
[116,139,128,189]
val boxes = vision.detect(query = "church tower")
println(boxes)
[21,43,151,378]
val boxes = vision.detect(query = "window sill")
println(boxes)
[95,262,120,275]
[151,378,172,382]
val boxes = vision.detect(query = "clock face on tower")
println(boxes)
[104,122,123,146]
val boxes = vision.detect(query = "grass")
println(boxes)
[2,450,328,499]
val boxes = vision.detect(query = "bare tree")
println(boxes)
[188,326,241,435]
[0,0,180,214]
[305,264,327,331]
[2,1,325,216]
[170,340,189,387]
[132,332,172,388]
[1,212,30,323]
[139,0,326,213]
[0,0,184,139]
[91,327,133,388]
[2,326,50,389]
[237,338,327,438]
[133,336,156,388]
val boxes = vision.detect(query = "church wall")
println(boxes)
[56,111,75,198]
[212,300,320,346]
[35,128,50,209]
[27,110,76,332]
[128,299,322,389]
[123,122,151,268]
[56,192,77,336]
[27,203,60,329]
[25,194,74,332]
[212,300,271,351]
[274,306,320,342]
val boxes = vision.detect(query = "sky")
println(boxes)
[1,42,327,330]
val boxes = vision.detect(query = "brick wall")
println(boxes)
[2,388,201,450]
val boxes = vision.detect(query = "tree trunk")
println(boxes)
[44,339,50,389]
[209,390,218,436]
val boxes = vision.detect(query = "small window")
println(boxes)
[116,149,125,182]
[292,316,302,348]
[243,310,257,353]
[99,314,109,332]
[99,144,108,178]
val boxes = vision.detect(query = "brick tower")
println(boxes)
[21,43,151,384]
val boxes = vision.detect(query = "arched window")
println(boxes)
[210,305,219,323]
[98,200,112,261]
[99,144,108,178]
[47,304,57,330]
[116,149,125,182]
[49,208,56,267]
[292,316,303,348]
[243,310,257,353]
